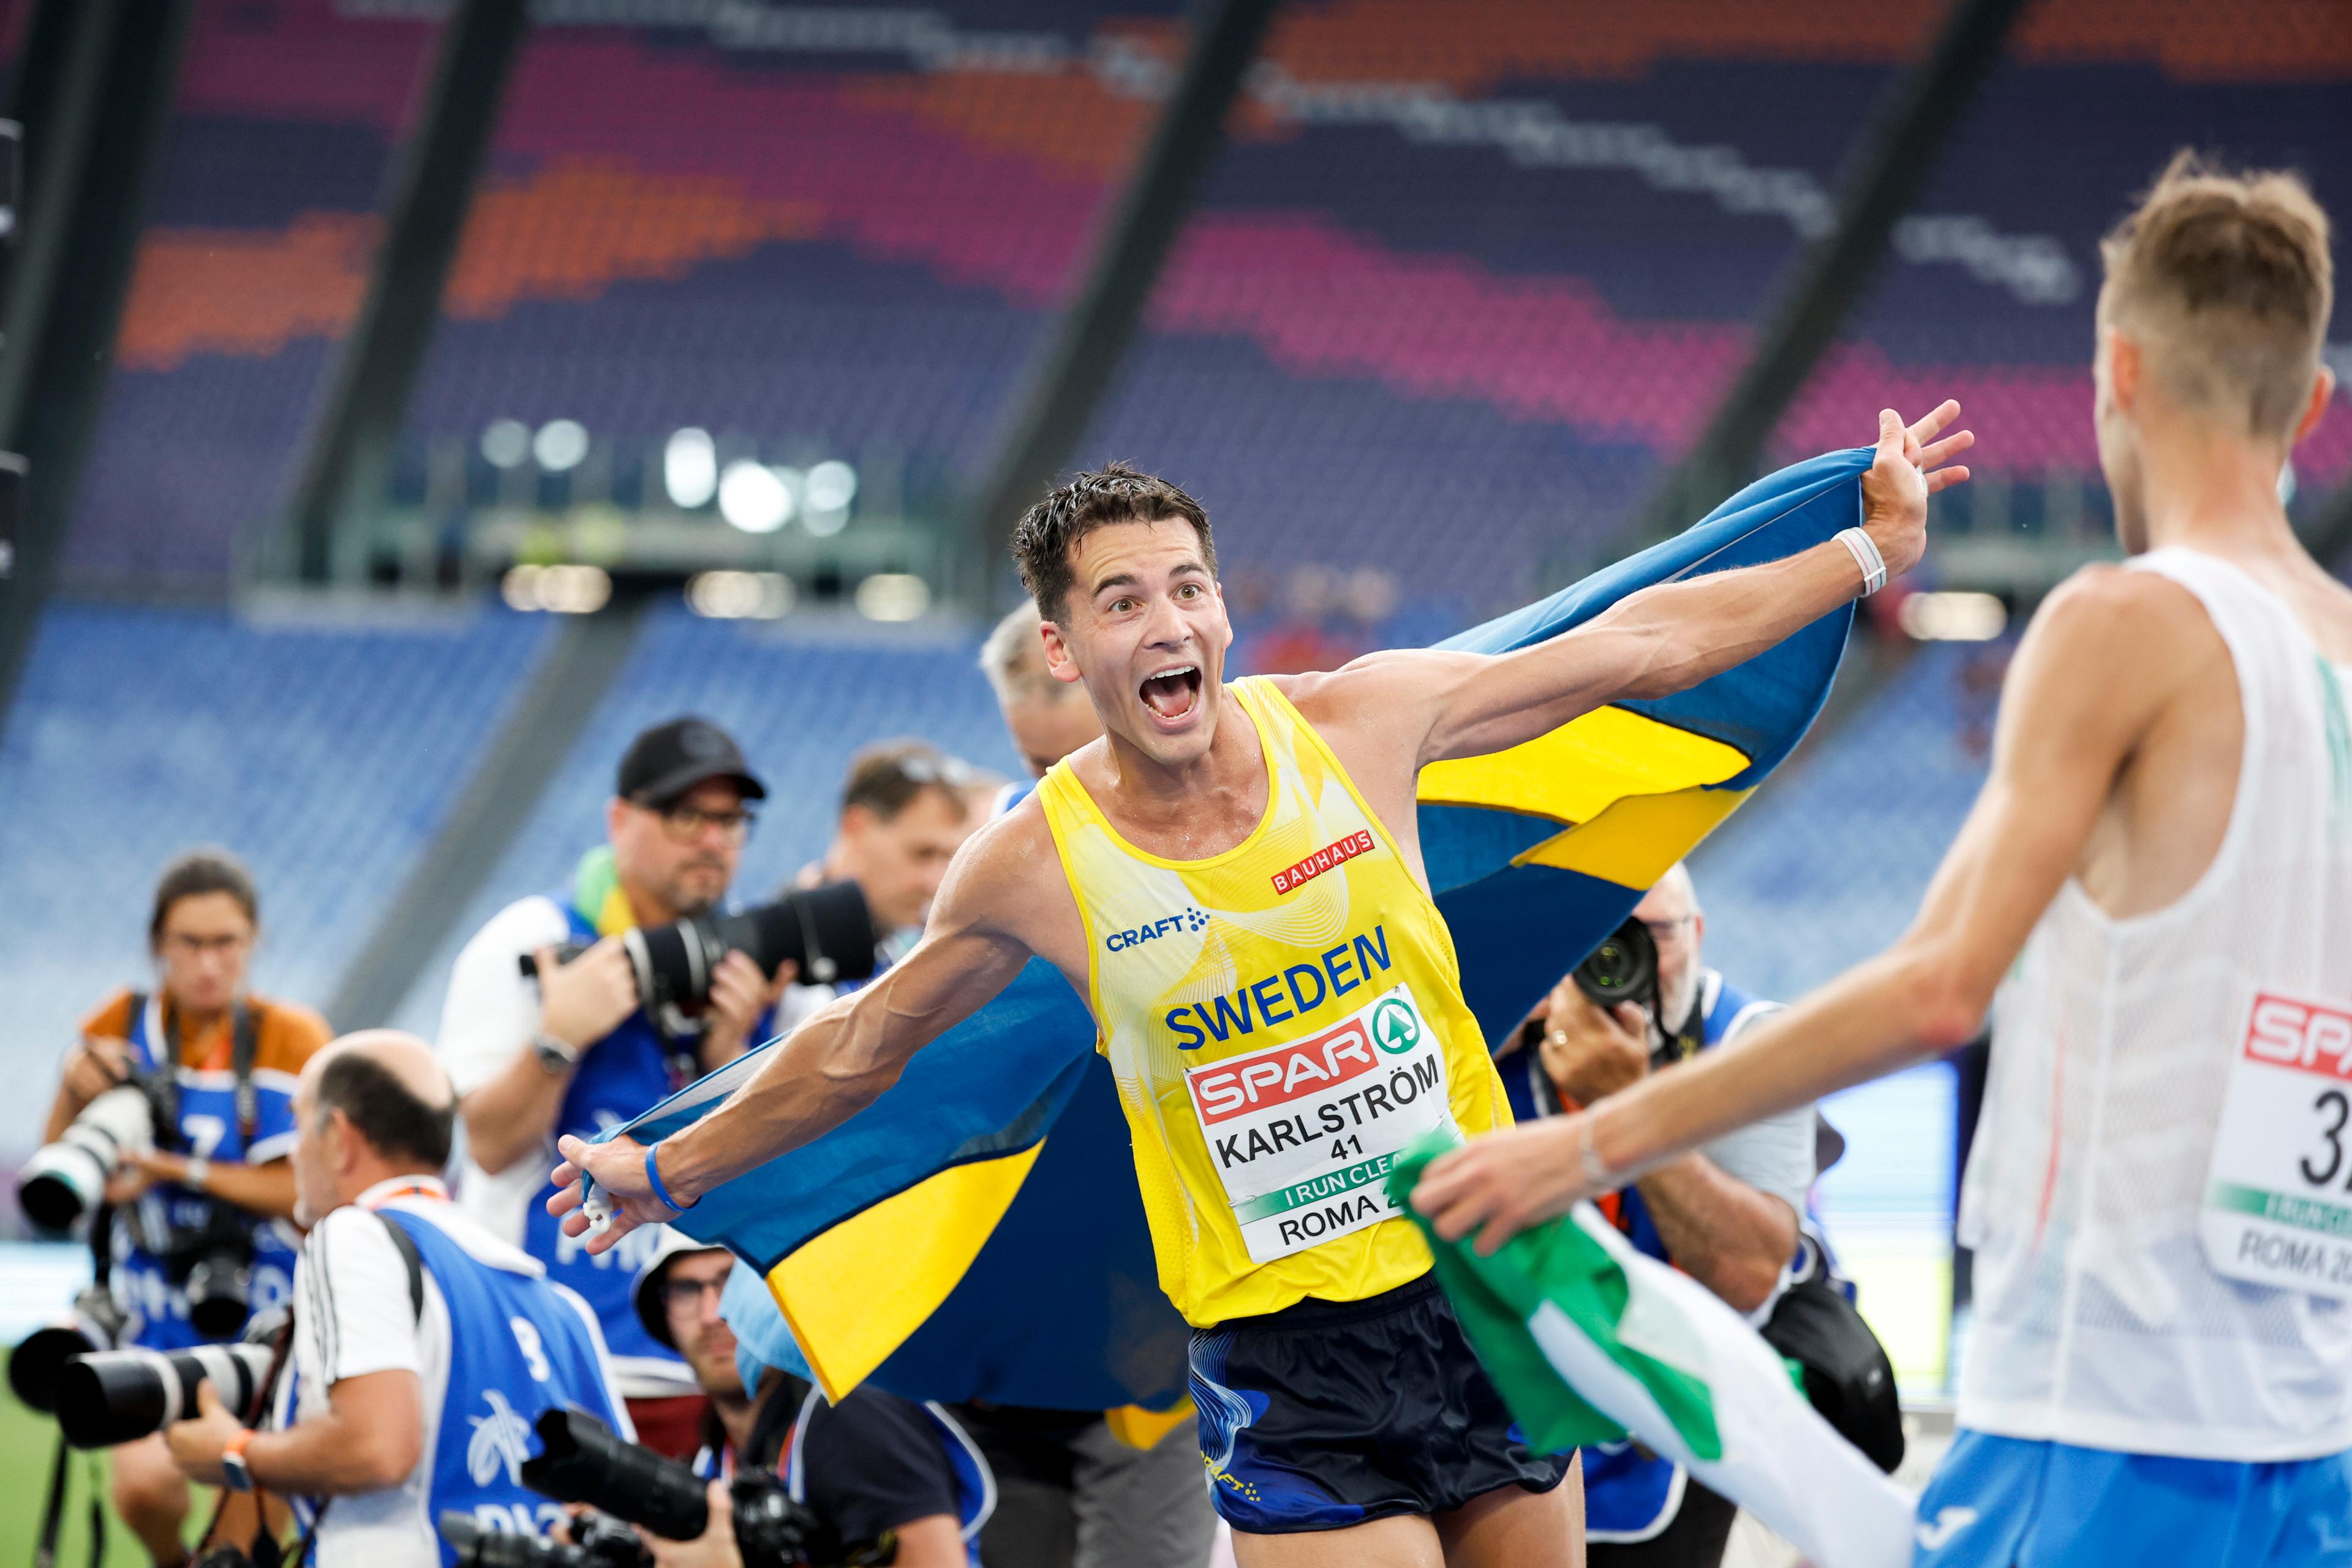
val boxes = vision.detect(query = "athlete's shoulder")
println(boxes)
[938,785,1064,917]
[2018,563,2220,694]
[78,987,138,1041]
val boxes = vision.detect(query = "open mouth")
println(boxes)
[1139,664,1202,721]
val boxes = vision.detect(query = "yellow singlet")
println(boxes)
[1036,677,1512,1327]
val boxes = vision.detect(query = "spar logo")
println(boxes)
[1188,1015,1384,1125]
[1371,996,1421,1054]
[1105,907,1211,953]
[2244,992,2352,1078]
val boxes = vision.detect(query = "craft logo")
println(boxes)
[1105,907,1211,953]
[2243,992,2352,1079]
[1272,831,1375,894]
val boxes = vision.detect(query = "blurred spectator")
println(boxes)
[435,717,780,1457]
[628,1234,981,1568]
[797,741,983,944]
[1503,864,1813,1567]
[39,848,328,1566]
[979,602,1104,781]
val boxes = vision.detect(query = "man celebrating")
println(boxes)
[439,717,777,1452]
[552,404,1968,1567]
[1414,156,2352,1566]
[166,1031,631,1566]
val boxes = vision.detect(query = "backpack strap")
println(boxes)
[374,1210,427,1324]
[228,1001,260,1141]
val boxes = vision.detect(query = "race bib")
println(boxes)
[2200,990,2352,1300]
[1185,982,1457,1264]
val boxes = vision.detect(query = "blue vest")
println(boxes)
[113,997,301,1351]
[1504,970,1785,1542]
[385,1206,628,1558]
[517,897,698,1381]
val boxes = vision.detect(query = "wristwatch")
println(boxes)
[220,1428,256,1493]
[531,1031,582,1076]
[183,1156,212,1193]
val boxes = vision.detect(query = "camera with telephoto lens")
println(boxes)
[49,1340,277,1448]
[523,1408,896,1567]
[16,1080,168,1232]
[518,883,879,1033]
[1571,914,1659,1018]
[8,1282,131,1414]
[441,1509,649,1568]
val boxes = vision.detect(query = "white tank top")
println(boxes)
[1956,547,2352,1461]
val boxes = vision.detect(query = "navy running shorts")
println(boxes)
[1187,1272,1576,1533]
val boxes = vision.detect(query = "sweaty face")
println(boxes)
[1049,520,1230,769]
[611,780,747,920]
[1001,692,1105,778]
[840,788,976,930]
[156,891,255,1016]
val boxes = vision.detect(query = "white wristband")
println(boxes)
[1578,1111,1614,1190]
[1835,527,1887,596]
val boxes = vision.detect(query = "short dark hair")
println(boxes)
[840,740,974,824]
[315,1053,455,1171]
[149,848,258,948]
[1010,461,1215,621]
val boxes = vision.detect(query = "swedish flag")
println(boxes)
[600,448,1872,1414]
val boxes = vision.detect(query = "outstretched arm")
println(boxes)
[1411,566,2199,1253]
[1314,406,1970,768]
[546,816,1042,1253]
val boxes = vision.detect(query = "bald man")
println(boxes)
[1504,867,1820,1567]
[167,1031,633,1567]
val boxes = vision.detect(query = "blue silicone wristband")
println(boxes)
[644,1144,694,1214]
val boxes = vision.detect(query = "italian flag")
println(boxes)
[1387,1138,1916,1568]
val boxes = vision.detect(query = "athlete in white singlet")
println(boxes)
[1415,156,2352,1565]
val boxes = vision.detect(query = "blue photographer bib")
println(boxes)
[382,1205,628,1558]
[1504,969,1799,1542]
[113,996,302,1351]
[518,893,698,1381]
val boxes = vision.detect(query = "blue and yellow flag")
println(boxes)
[599,448,1870,1414]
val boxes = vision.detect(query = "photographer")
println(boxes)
[439,718,782,1455]
[36,849,328,1566]
[629,1234,982,1567]
[164,1030,633,1566]
[1508,864,1815,1567]
[800,742,980,949]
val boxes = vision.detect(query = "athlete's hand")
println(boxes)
[1411,1117,1600,1257]
[1859,401,1973,582]
[536,938,641,1054]
[548,1132,676,1254]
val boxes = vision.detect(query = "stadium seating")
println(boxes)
[0,600,549,1160]
[67,0,2348,616]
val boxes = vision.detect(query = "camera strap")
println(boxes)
[139,993,262,1143]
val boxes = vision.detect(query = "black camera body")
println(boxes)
[519,883,879,1038]
[522,1408,889,1568]
[442,1509,649,1568]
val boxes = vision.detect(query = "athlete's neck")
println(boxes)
[1099,683,1265,831]
[2133,411,2300,560]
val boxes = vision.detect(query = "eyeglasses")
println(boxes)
[661,1273,729,1312]
[639,801,758,845]
[1641,915,1695,943]
[161,932,252,958]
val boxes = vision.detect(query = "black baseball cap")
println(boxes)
[617,717,766,806]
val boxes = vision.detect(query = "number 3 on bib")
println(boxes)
[2201,990,2352,1300]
